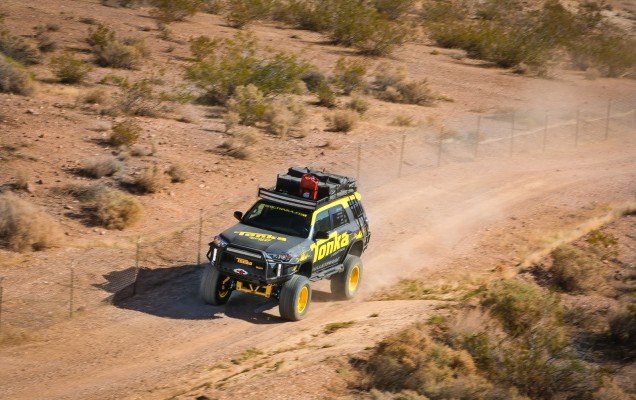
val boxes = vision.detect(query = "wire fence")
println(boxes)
[0,94,635,334]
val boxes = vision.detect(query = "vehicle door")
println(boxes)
[311,204,352,272]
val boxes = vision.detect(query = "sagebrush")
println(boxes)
[0,193,62,252]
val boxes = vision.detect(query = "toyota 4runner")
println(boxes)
[200,167,371,321]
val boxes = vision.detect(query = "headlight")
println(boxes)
[212,235,228,248]
[268,252,292,262]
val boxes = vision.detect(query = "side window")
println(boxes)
[314,210,331,233]
[348,199,363,219]
[330,205,349,229]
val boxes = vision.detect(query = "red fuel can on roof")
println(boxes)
[299,174,319,199]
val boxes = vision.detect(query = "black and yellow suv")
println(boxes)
[200,167,371,321]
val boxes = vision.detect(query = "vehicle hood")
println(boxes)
[220,223,307,253]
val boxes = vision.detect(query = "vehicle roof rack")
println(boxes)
[258,167,357,211]
[258,187,356,211]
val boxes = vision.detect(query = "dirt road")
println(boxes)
[1,131,634,399]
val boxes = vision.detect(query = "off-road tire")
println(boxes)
[200,264,232,305]
[330,255,362,300]
[279,275,312,321]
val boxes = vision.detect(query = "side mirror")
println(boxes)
[233,211,243,221]
[314,231,329,240]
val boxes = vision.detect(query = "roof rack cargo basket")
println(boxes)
[258,167,357,211]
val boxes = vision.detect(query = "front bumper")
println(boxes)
[208,243,298,286]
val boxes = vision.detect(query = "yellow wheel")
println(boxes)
[279,275,312,321]
[200,265,233,306]
[331,255,363,300]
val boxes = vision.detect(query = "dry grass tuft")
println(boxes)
[325,109,358,132]
[110,118,141,147]
[0,193,62,252]
[0,55,34,95]
[94,188,142,229]
[133,165,166,193]
[167,163,188,183]
[219,127,259,159]
[79,156,123,178]
[550,244,606,293]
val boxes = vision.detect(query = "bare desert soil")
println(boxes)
[1,1,636,399]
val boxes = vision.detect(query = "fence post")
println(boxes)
[437,126,444,167]
[356,144,361,182]
[397,134,406,178]
[509,112,516,157]
[135,236,141,270]
[474,114,481,158]
[604,98,612,140]
[197,209,203,265]
[575,107,580,146]
[69,267,74,318]
[0,277,3,333]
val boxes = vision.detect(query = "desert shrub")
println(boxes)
[354,18,413,56]
[374,0,416,20]
[116,78,161,116]
[133,165,166,194]
[394,80,435,106]
[273,0,337,32]
[347,96,369,115]
[482,280,561,337]
[149,0,204,23]
[79,156,123,178]
[569,33,636,77]
[300,69,327,93]
[34,30,57,53]
[365,323,494,399]
[202,0,224,14]
[0,28,41,65]
[94,188,142,229]
[96,40,143,69]
[167,163,188,183]
[326,1,413,56]
[0,55,34,95]
[223,111,240,132]
[391,115,415,126]
[185,33,311,105]
[585,230,618,260]
[219,127,259,159]
[419,0,470,23]
[110,118,141,146]
[373,62,407,91]
[264,96,306,136]
[86,24,144,69]
[325,109,358,132]
[226,84,271,126]
[57,183,109,201]
[223,0,273,28]
[51,53,93,84]
[315,81,337,107]
[332,57,367,95]
[550,244,605,293]
[130,144,152,156]
[189,35,219,60]
[79,88,109,105]
[0,192,61,251]
[609,305,636,347]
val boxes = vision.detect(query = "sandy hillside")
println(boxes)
[0,1,636,399]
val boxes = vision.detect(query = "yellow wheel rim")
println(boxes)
[219,276,230,298]
[297,286,309,314]
[348,265,360,293]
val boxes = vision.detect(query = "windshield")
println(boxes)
[242,201,311,238]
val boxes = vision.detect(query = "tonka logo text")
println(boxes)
[310,232,350,262]
[234,231,287,242]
